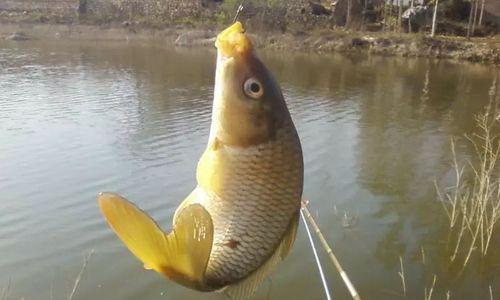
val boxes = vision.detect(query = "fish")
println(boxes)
[98,21,304,299]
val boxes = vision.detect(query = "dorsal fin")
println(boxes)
[98,192,214,291]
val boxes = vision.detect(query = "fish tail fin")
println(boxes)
[222,211,300,300]
[98,192,214,290]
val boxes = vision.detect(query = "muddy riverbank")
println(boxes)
[1,21,499,64]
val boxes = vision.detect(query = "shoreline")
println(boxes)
[1,21,499,65]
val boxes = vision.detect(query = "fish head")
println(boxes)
[211,22,291,147]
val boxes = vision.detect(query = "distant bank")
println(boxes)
[0,0,499,64]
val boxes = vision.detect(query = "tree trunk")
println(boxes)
[398,0,402,33]
[346,0,352,29]
[388,1,393,32]
[478,0,485,26]
[408,0,414,33]
[431,0,439,37]
[383,2,387,31]
[390,0,398,31]
[467,0,475,39]
[472,0,479,34]
[362,0,368,30]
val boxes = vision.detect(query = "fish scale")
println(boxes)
[194,125,303,286]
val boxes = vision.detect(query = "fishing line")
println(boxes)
[302,202,361,300]
[233,0,247,23]
[301,209,333,300]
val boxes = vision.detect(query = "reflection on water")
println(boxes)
[0,39,498,300]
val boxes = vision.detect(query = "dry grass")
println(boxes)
[423,275,437,300]
[67,249,94,300]
[398,256,406,297]
[0,250,94,300]
[0,279,11,300]
[436,74,500,269]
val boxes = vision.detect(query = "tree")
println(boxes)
[472,0,479,33]
[362,0,368,30]
[408,0,414,33]
[398,0,402,32]
[467,0,475,39]
[383,1,388,31]
[431,0,439,37]
[478,0,485,26]
[346,0,352,29]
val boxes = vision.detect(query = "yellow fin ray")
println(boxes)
[222,211,300,300]
[98,192,213,290]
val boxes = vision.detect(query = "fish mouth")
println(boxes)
[215,22,252,58]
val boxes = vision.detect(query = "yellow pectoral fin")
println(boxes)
[98,192,214,290]
[223,211,300,300]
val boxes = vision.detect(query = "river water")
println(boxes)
[0,39,498,300]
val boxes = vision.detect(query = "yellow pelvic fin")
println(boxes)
[98,192,214,291]
[222,211,300,300]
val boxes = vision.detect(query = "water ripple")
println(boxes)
[1,39,498,300]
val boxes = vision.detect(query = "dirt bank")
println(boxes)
[1,21,499,65]
[1,0,500,64]
[261,30,500,64]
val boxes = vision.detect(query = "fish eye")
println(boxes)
[243,78,264,99]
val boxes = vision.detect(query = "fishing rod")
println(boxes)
[302,201,362,300]
[300,208,333,300]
